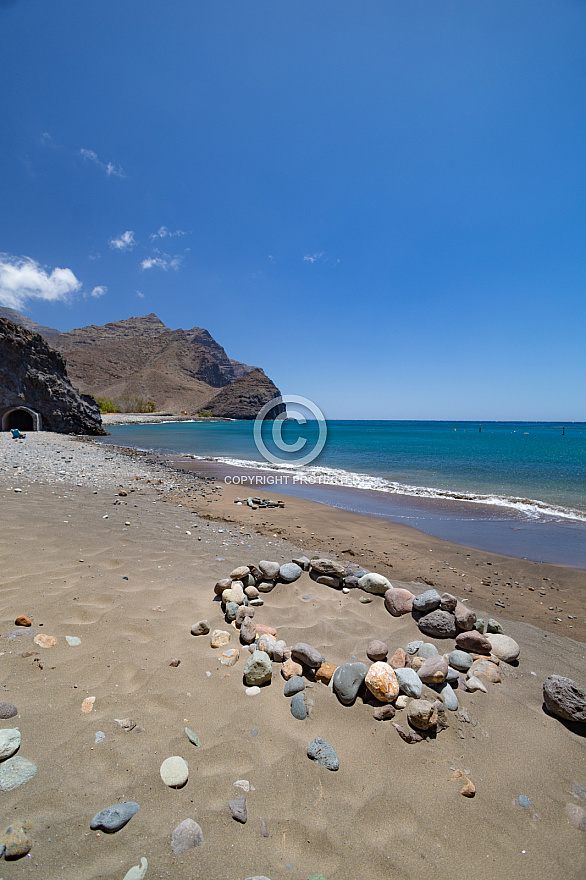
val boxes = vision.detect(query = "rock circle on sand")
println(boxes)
[332,662,369,705]
[486,633,520,663]
[307,737,339,770]
[365,662,399,703]
[243,650,272,686]
[279,562,303,583]
[366,639,388,662]
[0,729,21,760]
[384,587,415,616]
[160,756,189,788]
[171,818,203,853]
[417,609,457,639]
[543,675,586,724]
[358,573,391,595]
[0,757,37,791]
[412,589,441,614]
[90,802,140,832]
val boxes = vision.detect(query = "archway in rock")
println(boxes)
[1,407,40,431]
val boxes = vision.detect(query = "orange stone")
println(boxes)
[33,634,56,648]
[365,662,399,703]
[389,648,408,669]
[81,696,96,713]
[315,662,338,684]
[255,623,277,637]
[281,658,303,680]
[15,615,31,627]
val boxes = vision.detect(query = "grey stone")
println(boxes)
[417,642,439,659]
[191,620,210,636]
[280,562,302,583]
[454,601,476,632]
[373,704,396,721]
[310,558,346,577]
[486,618,504,634]
[290,692,307,720]
[418,655,449,684]
[358,573,391,595]
[240,617,257,645]
[171,818,203,854]
[332,662,368,705]
[407,699,438,731]
[90,802,139,832]
[449,650,474,671]
[487,633,520,663]
[293,555,311,570]
[307,737,339,770]
[0,757,36,791]
[446,667,459,683]
[366,639,388,662]
[412,589,441,613]
[474,618,485,633]
[243,650,272,686]
[0,729,21,760]
[417,610,457,639]
[291,642,325,669]
[316,575,342,588]
[259,560,280,580]
[65,635,82,646]
[518,795,531,807]
[184,727,201,747]
[405,640,424,655]
[225,601,239,622]
[543,675,586,723]
[395,667,422,698]
[284,676,306,697]
[435,681,458,710]
[439,592,458,612]
[344,575,359,588]
[236,605,254,627]
[257,580,276,592]
[229,796,247,823]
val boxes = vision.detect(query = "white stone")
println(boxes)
[65,636,81,646]
[160,756,188,787]
[245,686,261,696]
[123,858,148,880]
[0,728,21,760]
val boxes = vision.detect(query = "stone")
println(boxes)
[220,647,240,667]
[230,565,250,580]
[229,797,247,823]
[284,676,305,696]
[310,558,346,577]
[411,657,424,672]
[469,658,501,683]
[454,601,476,632]
[280,562,302,582]
[389,648,408,669]
[407,699,438,730]
[171,818,203,853]
[225,601,239,622]
[439,592,458,612]
[315,662,337,684]
[366,640,388,662]
[0,728,21,760]
[392,722,423,744]
[94,731,105,744]
[417,643,439,659]
[0,702,18,719]
[359,596,372,604]
[236,605,254,627]
[291,692,307,720]
[465,675,488,693]
[518,795,531,807]
[473,618,485,633]
[191,620,210,636]
[307,737,339,770]
[243,650,272,686]
[446,666,459,683]
[281,658,303,680]
[33,634,56,648]
[291,642,325,669]
[256,623,278,637]
[486,633,520,663]
[259,560,281,580]
[436,681,458,710]
[384,587,415,616]
[0,757,37,791]
[123,858,148,880]
[308,875,328,880]
[358,573,391,595]
[160,756,189,788]
[210,629,231,648]
[448,650,474,671]
[214,578,232,595]
[245,686,261,696]
[344,576,359,588]
[245,585,260,599]
[405,640,424,655]
[412,589,441,613]
[245,876,273,880]
[394,667,423,699]
[257,580,276,593]
[90,802,139,832]
[418,655,449,685]
[316,575,342,588]
[365,662,399,702]
[222,582,245,605]
[14,615,31,627]
[543,676,586,723]
[65,636,81,646]
[1,822,32,859]
[565,804,586,830]
[373,704,396,721]
[256,633,276,655]
[486,618,504,634]
[293,555,311,570]
[240,618,257,645]
[184,727,201,747]
[332,662,368,705]
[247,564,263,582]
[249,598,264,607]
[395,695,409,709]
[417,610,457,639]
[455,630,491,655]
[452,768,476,798]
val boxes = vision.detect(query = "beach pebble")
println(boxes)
[565,803,586,830]
[435,681,458,710]
[392,722,423,744]
[291,642,325,669]
[407,699,438,730]
[90,801,140,832]
[474,618,485,633]
[384,587,415,616]
[249,597,264,607]
[191,620,210,636]
[256,623,277,637]
[291,692,307,720]
[518,795,531,807]
[573,781,586,801]
[243,650,272,686]
[332,662,369,705]
[225,601,239,622]
[310,558,346,577]
[171,818,203,853]
[417,642,439,659]
[446,666,459,683]
[123,857,148,880]
[343,576,358,589]
[1,822,32,859]
[33,633,56,648]
[160,756,188,788]
[169,657,181,667]
[469,658,501,683]
[365,662,399,703]
[358,572,391,595]
[308,875,328,880]
[230,565,250,580]
[281,658,303,680]
[220,647,240,667]
[257,580,276,593]
[465,675,488,693]
[405,640,424,655]
[245,876,273,880]
[259,560,280,580]
[236,605,254,626]
[184,727,201,747]
[417,610,457,639]
[240,617,257,645]
[245,585,260,599]
[412,589,441,613]
[395,667,423,699]
[293,555,311,570]
[14,615,31,627]
[316,662,337,684]
[0,702,18,719]
[439,592,458,612]
[222,582,245,605]
[280,562,302,583]
[454,601,476,632]
[389,648,408,669]
[0,729,21,760]
[486,633,520,663]
[214,578,231,596]
[245,686,261,696]
[449,650,474,671]
[260,817,269,837]
[455,630,492,655]
[65,635,82,646]
[284,676,306,696]
[307,737,339,770]
[543,675,586,723]
[395,695,409,709]
[359,596,372,604]
[418,655,449,684]
[315,574,342,588]
[373,704,396,720]
[366,640,388,662]
[486,618,504,634]
[0,757,36,791]
[229,796,247,823]
[210,629,231,648]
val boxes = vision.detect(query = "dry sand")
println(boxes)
[0,432,585,880]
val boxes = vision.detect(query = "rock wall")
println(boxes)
[203,369,286,419]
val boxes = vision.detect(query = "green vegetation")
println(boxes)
[118,396,157,413]
[197,409,213,417]
[96,397,120,413]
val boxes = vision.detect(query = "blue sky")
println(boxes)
[0,0,585,419]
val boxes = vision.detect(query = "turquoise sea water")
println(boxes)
[100,420,586,567]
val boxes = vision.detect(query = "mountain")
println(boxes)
[0,317,106,435]
[0,306,61,337]
[203,369,286,419]
[3,311,283,418]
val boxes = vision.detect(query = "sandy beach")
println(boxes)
[0,431,585,880]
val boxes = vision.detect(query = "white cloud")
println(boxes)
[303,252,325,264]
[136,290,144,298]
[90,285,107,298]
[80,147,125,178]
[149,226,186,240]
[0,254,81,309]
[141,254,182,271]
[109,230,136,251]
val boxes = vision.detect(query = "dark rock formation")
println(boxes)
[0,317,106,435]
[202,369,286,419]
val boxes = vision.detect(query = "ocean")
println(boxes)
[98,420,586,569]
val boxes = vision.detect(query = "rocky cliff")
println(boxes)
[0,317,107,435]
[203,369,286,419]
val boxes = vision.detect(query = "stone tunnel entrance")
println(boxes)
[1,407,43,432]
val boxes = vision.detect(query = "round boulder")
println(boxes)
[486,633,520,663]
[259,560,280,580]
[358,573,392,595]
[543,675,586,724]
[417,610,457,639]
[279,562,303,583]
[407,699,438,730]
[417,654,448,685]
[384,587,415,616]
[365,662,399,703]
[332,662,369,706]
[412,589,442,614]
[366,639,388,662]
[455,630,491,655]
[243,650,272,686]
[291,642,325,669]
